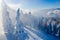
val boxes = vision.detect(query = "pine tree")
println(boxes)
[15,8,26,40]
[52,21,57,35]
[47,20,52,34]
[7,12,15,40]
[3,11,15,40]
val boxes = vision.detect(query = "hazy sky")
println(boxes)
[4,0,60,10]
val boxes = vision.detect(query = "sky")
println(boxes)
[0,0,58,14]
[4,0,60,9]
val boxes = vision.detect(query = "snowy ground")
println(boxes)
[24,27,43,40]
[0,25,60,40]
[24,26,60,40]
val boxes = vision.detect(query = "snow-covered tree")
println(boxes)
[15,8,28,40]
[56,22,60,37]
[2,0,14,33]
[15,8,24,33]
[2,0,15,40]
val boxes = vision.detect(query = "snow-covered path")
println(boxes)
[24,26,60,40]
[24,27,43,40]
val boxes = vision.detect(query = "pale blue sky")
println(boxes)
[5,0,60,10]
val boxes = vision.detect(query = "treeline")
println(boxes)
[38,17,60,37]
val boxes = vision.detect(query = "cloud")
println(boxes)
[0,0,2,3]
[0,0,2,7]
[5,0,21,4]
[53,10,60,14]
[7,3,22,10]
[4,0,22,10]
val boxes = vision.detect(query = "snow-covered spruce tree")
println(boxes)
[3,11,15,40]
[2,1,15,40]
[56,21,60,37]
[6,12,15,40]
[15,8,28,40]
[47,19,52,34]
